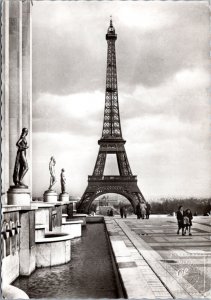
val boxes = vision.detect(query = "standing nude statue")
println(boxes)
[13,128,29,188]
[60,168,66,194]
[49,156,56,190]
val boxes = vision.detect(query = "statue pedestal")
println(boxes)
[43,190,58,203]
[69,197,78,213]
[7,186,31,206]
[59,192,69,202]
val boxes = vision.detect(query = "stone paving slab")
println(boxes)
[105,215,211,298]
[110,240,131,257]
[116,219,201,299]
[104,217,172,299]
[116,215,211,298]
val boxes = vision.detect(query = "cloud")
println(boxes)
[32,1,210,97]
[126,136,211,198]
[33,91,104,135]
[118,1,210,88]
[120,68,210,126]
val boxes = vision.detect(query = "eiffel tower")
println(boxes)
[77,18,146,213]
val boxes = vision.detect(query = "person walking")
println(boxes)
[123,207,127,218]
[120,206,124,218]
[184,209,193,236]
[146,202,151,219]
[136,203,141,219]
[176,206,185,235]
[140,202,147,219]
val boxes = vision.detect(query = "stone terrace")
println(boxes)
[105,215,211,299]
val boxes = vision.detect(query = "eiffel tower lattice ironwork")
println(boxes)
[77,19,146,213]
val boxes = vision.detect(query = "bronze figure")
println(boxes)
[60,168,66,193]
[13,128,29,188]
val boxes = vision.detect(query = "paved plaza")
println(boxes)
[105,215,211,299]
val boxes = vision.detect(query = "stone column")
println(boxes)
[22,0,32,192]
[1,0,10,205]
[9,0,23,186]
[2,0,32,205]
[6,0,32,206]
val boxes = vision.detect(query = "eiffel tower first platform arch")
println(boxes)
[77,19,146,214]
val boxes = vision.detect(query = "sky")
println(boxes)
[32,1,210,199]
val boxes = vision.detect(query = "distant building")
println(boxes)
[94,194,130,207]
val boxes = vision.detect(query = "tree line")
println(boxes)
[149,197,211,215]
[94,197,211,216]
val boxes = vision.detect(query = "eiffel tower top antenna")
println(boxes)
[110,15,113,26]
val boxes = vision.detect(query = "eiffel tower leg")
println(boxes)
[77,189,96,214]
[138,190,146,202]
[93,151,106,176]
[123,186,146,209]
[116,150,132,176]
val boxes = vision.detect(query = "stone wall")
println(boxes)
[2,207,36,285]
[19,210,36,275]
[2,208,21,285]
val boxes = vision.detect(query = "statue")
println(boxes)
[43,156,58,203]
[48,156,56,190]
[13,128,29,188]
[59,168,70,202]
[60,168,66,193]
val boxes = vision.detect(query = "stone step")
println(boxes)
[35,224,45,241]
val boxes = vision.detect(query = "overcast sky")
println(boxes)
[32,1,210,200]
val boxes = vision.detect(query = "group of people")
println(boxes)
[120,202,151,219]
[120,206,128,218]
[136,202,151,219]
[176,206,193,236]
[107,209,114,217]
